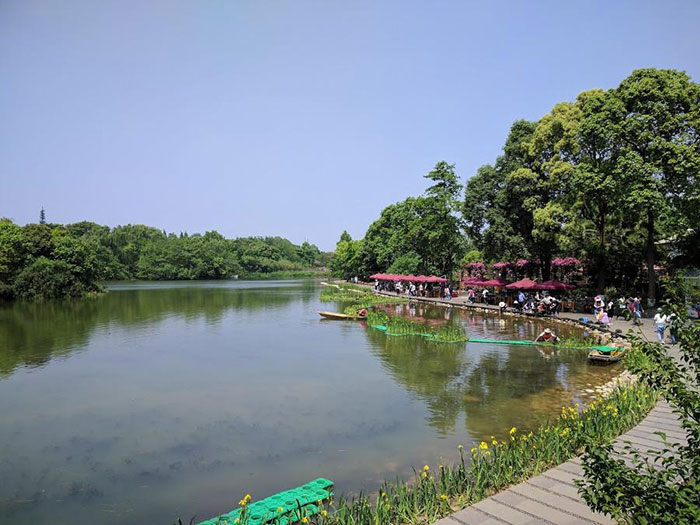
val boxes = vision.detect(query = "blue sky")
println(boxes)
[2,1,699,250]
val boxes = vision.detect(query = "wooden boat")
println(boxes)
[318,311,366,320]
[588,346,627,363]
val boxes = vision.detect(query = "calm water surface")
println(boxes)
[0,280,620,524]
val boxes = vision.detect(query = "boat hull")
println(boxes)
[318,311,365,320]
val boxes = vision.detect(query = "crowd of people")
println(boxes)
[374,279,454,299]
[464,288,562,317]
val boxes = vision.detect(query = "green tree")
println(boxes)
[613,69,700,302]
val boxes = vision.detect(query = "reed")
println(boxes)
[366,311,468,344]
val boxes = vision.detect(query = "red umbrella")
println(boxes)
[541,280,576,291]
[405,275,418,282]
[464,277,490,287]
[369,273,382,279]
[482,278,511,287]
[506,278,542,290]
[415,275,428,282]
[426,276,448,283]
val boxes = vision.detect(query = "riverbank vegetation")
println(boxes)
[331,68,700,301]
[578,289,700,523]
[366,310,468,344]
[0,218,330,300]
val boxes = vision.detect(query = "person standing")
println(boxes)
[633,297,643,326]
[653,308,667,342]
[667,313,678,345]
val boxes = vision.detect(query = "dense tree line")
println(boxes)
[331,161,465,279]
[0,219,329,300]
[332,69,700,300]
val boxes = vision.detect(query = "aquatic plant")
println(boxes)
[366,310,468,344]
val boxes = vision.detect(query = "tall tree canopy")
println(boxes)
[463,68,700,297]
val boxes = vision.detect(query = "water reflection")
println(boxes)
[368,304,619,439]
[0,283,620,524]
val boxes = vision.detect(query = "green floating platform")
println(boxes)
[198,478,333,525]
[468,337,618,353]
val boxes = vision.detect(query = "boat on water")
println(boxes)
[588,346,627,363]
[318,311,366,320]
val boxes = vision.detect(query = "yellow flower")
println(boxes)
[484,450,490,456]
[458,444,464,450]
[322,510,329,517]
[470,447,476,455]
[439,494,448,501]
[479,441,488,450]
[277,507,284,512]
[301,517,309,524]
[423,464,430,471]
[238,499,247,506]
[509,426,517,435]
[492,439,498,446]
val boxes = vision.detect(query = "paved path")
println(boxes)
[434,399,683,525]
[369,288,685,524]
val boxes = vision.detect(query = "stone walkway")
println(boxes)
[369,288,685,524]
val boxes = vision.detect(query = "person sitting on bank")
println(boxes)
[535,328,560,343]
[498,300,507,313]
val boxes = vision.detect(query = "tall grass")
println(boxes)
[366,311,468,344]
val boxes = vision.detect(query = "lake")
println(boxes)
[0,280,619,524]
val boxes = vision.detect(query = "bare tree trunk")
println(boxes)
[542,256,551,281]
[646,209,656,305]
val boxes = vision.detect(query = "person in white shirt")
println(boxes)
[653,308,667,342]
[498,300,506,313]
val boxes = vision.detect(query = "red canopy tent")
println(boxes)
[463,277,490,287]
[506,278,545,290]
[426,276,448,283]
[482,278,511,287]
[540,280,576,291]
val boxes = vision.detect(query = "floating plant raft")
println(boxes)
[198,478,334,525]
[467,337,619,352]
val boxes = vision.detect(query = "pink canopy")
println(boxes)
[540,280,576,291]
[463,277,490,287]
[482,278,511,287]
[372,273,447,283]
[506,278,544,290]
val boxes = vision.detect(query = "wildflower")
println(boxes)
[322,510,329,517]
[492,439,498,446]
[458,444,463,450]
[484,450,490,456]
[479,441,488,450]
[301,517,309,524]
[509,427,517,436]
[470,447,476,455]
[423,464,430,471]
[439,494,448,501]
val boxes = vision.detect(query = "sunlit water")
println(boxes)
[0,280,620,524]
